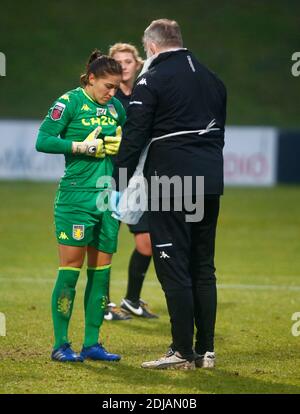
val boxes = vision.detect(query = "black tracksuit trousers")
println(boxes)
[148,196,220,361]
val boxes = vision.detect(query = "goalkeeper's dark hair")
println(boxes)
[80,49,122,86]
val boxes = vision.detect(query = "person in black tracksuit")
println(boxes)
[113,19,227,369]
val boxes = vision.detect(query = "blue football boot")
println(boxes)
[80,343,121,361]
[51,343,83,362]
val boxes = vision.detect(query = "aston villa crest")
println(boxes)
[108,104,118,119]
[97,107,107,116]
[72,224,85,241]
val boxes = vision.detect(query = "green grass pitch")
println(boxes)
[0,182,300,394]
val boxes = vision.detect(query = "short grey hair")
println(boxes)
[143,19,183,48]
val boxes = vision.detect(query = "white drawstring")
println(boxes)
[150,119,220,143]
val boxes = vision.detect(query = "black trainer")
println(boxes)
[120,298,159,318]
[104,302,132,321]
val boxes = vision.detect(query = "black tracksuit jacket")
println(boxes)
[113,49,227,195]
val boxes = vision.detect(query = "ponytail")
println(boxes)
[80,49,122,86]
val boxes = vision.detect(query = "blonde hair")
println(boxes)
[109,43,144,67]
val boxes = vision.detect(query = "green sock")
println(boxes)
[83,265,110,348]
[51,267,80,349]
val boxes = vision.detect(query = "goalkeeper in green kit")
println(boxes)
[36,50,125,362]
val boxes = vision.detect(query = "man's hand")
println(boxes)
[72,126,105,158]
[104,126,122,155]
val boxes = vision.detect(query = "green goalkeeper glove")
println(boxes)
[72,126,105,158]
[104,126,122,155]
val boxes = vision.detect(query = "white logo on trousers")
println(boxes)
[160,251,170,259]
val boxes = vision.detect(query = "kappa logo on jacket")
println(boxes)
[137,77,147,86]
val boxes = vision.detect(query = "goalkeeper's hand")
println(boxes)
[104,126,122,155]
[72,126,105,158]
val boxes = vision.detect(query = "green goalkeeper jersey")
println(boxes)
[36,87,126,191]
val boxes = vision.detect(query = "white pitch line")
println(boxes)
[0,277,300,291]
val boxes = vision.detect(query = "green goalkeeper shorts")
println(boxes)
[54,190,119,253]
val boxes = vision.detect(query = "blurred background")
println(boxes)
[0,0,300,394]
[0,0,299,123]
[0,0,299,184]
